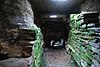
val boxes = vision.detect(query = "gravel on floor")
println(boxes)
[43,47,72,67]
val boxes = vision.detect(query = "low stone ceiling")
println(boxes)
[29,0,84,14]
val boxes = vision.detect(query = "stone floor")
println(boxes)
[43,47,76,67]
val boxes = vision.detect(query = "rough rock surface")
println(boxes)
[0,0,34,29]
[81,0,100,12]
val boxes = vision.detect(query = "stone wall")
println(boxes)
[0,0,35,58]
[81,0,100,12]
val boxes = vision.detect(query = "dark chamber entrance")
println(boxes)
[43,18,69,48]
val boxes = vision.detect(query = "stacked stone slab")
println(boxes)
[68,12,100,67]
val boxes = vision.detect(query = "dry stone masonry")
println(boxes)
[68,12,100,67]
[0,0,35,58]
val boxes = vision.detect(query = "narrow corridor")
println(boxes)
[0,0,100,67]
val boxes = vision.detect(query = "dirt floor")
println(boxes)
[43,47,76,67]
